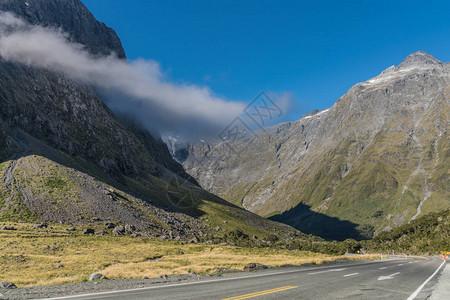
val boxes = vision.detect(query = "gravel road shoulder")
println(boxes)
[430,262,450,300]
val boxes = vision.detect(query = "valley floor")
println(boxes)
[0,222,376,288]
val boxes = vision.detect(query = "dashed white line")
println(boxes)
[379,267,387,269]
[407,259,446,300]
[308,268,346,275]
[397,264,404,266]
[344,273,359,277]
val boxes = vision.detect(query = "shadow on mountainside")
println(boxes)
[269,202,373,241]
[1,129,242,220]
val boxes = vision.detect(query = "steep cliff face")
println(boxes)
[0,0,126,58]
[182,52,450,240]
[0,0,302,242]
[0,60,157,176]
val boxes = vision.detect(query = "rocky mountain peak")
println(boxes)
[0,0,126,58]
[181,50,449,240]
[397,50,442,69]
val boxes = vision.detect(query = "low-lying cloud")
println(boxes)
[0,12,293,140]
[0,12,249,138]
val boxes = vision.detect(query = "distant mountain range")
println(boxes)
[181,51,449,240]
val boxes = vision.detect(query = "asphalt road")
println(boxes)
[45,257,446,300]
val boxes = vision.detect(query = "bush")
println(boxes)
[266,234,279,243]
[44,176,66,189]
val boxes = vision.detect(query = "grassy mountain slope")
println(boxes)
[366,209,450,254]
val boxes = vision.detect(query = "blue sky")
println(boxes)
[82,0,450,122]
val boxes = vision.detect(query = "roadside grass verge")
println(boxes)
[0,222,379,287]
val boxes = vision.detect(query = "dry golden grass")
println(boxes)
[0,222,379,287]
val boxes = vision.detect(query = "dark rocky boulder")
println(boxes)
[0,282,17,289]
[243,263,270,272]
[82,228,95,235]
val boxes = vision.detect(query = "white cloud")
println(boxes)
[0,11,247,138]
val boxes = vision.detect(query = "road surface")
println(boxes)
[43,257,446,300]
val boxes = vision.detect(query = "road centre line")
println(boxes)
[222,286,297,300]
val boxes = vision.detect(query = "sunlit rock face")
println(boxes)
[181,51,450,239]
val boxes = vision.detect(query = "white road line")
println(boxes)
[407,259,446,300]
[344,273,359,277]
[378,272,401,281]
[308,268,346,275]
[379,267,387,269]
[397,264,404,266]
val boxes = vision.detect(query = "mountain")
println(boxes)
[0,0,126,58]
[0,0,305,243]
[181,51,450,240]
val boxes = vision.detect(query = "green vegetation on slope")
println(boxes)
[365,209,450,254]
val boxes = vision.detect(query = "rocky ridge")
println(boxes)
[0,0,126,58]
[181,51,450,240]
